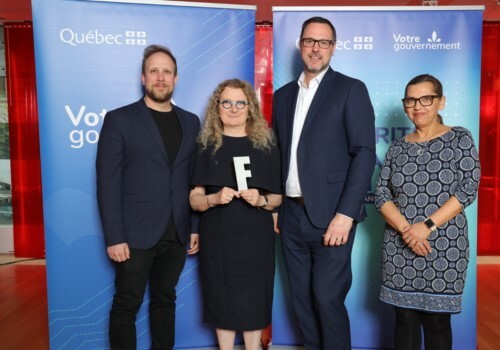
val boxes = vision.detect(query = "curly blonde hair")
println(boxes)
[198,78,274,154]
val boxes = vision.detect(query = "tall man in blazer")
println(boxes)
[96,45,200,350]
[272,17,376,349]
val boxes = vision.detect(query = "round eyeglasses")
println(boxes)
[402,95,441,108]
[301,38,335,49]
[218,99,249,110]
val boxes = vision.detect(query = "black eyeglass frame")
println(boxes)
[300,38,335,49]
[402,95,442,108]
[217,99,249,110]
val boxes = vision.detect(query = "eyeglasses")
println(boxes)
[301,38,335,49]
[218,99,249,110]
[402,95,441,108]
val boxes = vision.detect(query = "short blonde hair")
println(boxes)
[198,78,274,154]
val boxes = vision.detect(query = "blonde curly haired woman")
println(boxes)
[190,79,282,350]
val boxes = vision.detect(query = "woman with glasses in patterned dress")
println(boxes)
[375,74,480,349]
[189,78,282,350]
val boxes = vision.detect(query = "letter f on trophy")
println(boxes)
[233,156,251,190]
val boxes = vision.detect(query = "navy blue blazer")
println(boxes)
[273,68,376,227]
[96,98,200,249]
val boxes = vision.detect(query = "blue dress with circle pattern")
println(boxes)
[374,126,480,313]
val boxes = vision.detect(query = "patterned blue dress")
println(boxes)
[374,127,480,313]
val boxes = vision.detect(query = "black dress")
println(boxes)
[191,135,281,331]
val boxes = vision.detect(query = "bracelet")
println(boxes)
[259,195,269,208]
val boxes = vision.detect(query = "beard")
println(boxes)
[145,85,173,104]
[304,61,329,75]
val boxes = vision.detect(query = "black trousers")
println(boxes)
[109,238,187,350]
[394,307,452,350]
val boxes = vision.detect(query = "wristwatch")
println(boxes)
[423,218,437,232]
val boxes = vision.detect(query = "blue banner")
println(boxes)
[32,0,255,348]
[272,7,483,349]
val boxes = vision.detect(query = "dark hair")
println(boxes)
[405,74,443,97]
[300,16,337,43]
[405,74,444,124]
[141,44,177,76]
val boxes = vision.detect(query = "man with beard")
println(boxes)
[96,44,200,350]
[272,17,376,349]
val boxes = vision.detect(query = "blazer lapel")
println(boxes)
[172,105,189,168]
[300,68,336,138]
[286,83,300,168]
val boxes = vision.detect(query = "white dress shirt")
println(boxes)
[286,68,328,197]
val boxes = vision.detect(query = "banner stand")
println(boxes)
[272,6,483,349]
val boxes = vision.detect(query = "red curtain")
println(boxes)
[478,22,500,255]
[255,23,273,125]
[4,22,45,258]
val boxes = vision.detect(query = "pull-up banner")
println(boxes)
[272,6,483,349]
[31,0,255,348]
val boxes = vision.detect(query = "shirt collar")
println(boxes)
[297,67,329,89]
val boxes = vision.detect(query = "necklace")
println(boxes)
[407,139,430,157]
[415,141,428,156]
[407,125,451,143]
[406,127,451,157]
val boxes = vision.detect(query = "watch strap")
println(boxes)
[424,218,437,231]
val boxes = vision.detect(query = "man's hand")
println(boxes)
[323,214,353,246]
[107,243,130,262]
[187,233,200,255]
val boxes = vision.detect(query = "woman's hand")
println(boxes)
[187,234,199,255]
[411,239,432,256]
[402,223,432,256]
[213,187,240,205]
[239,188,263,207]
[272,212,280,234]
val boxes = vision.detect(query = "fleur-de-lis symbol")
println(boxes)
[427,31,441,43]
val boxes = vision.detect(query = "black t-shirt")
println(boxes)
[149,107,183,241]
[149,107,182,164]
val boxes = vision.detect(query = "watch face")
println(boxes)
[424,218,435,229]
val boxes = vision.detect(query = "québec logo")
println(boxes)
[295,36,374,51]
[60,28,147,46]
[393,30,461,52]
[337,36,374,51]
